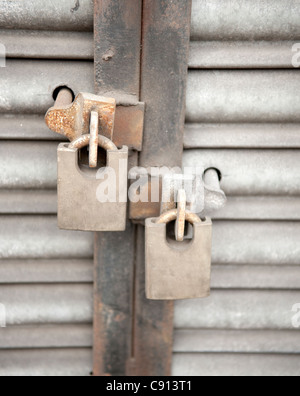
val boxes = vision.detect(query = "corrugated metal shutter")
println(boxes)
[0,0,94,376]
[175,0,300,376]
[1,0,300,376]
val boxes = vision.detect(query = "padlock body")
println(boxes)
[146,217,212,300]
[58,143,128,232]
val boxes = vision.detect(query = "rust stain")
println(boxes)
[45,93,116,142]
[45,92,144,151]
[113,104,144,151]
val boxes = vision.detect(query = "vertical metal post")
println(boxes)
[93,0,142,376]
[93,0,192,376]
[132,0,192,376]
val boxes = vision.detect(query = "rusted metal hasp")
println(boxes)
[45,92,116,142]
[46,91,144,151]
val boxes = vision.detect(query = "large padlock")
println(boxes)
[58,134,128,232]
[146,209,212,300]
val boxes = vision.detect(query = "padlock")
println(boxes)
[58,134,128,232]
[145,209,212,300]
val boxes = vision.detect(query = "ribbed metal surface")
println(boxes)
[2,143,300,194]
[0,60,93,114]
[174,330,300,354]
[0,0,93,31]
[176,0,300,377]
[0,115,66,140]
[0,0,299,377]
[0,142,57,189]
[1,261,299,290]
[0,288,298,329]
[0,325,93,349]
[184,150,300,195]
[0,259,93,283]
[186,71,300,123]
[0,284,92,325]
[1,30,93,60]
[0,216,93,259]
[0,191,57,214]
[211,221,300,265]
[175,291,300,329]
[172,354,300,377]
[0,349,92,377]
[184,123,300,149]
[189,41,299,69]
[211,265,300,290]
[191,0,300,40]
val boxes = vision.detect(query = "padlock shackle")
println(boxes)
[69,133,117,152]
[155,209,201,225]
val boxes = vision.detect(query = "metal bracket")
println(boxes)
[45,89,145,152]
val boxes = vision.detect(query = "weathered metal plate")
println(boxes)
[113,103,145,151]
[93,0,143,377]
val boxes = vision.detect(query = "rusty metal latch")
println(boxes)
[46,90,116,168]
[46,88,145,152]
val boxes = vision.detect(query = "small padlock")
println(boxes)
[58,134,128,232]
[145,209,212,300]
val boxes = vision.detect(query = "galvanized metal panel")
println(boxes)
[0,260,298,289]
[0,191,57,214]
[0,325,92,349]
[2,327,300,355]
[212,221,300,265]
[0,60,94,114]
[0,216,93,259]
[0,349,92,377]
[0,259,93,283]
[0,284,93,325]
[186,71,300,123]
[184,123,300,149]
[191,0,300,40]
[174,290,300,329]
[0,216,298,264]
[0,142,57,189]
[189,41,299,69]
[0,0,93,31]
[211,265,300,289]
[0,115,65,140]
[1,192,299,221]
[3,327,299,355]
[2,65,299,121]
[1,30,93,59]
[2,351,300,377]
[1,287,298,329]
[213,197,300,221]
[3,144,299,195]
[183,150,300,195]
[4,35,298,69]
[172,353,300,377]
[174,330,300,354]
